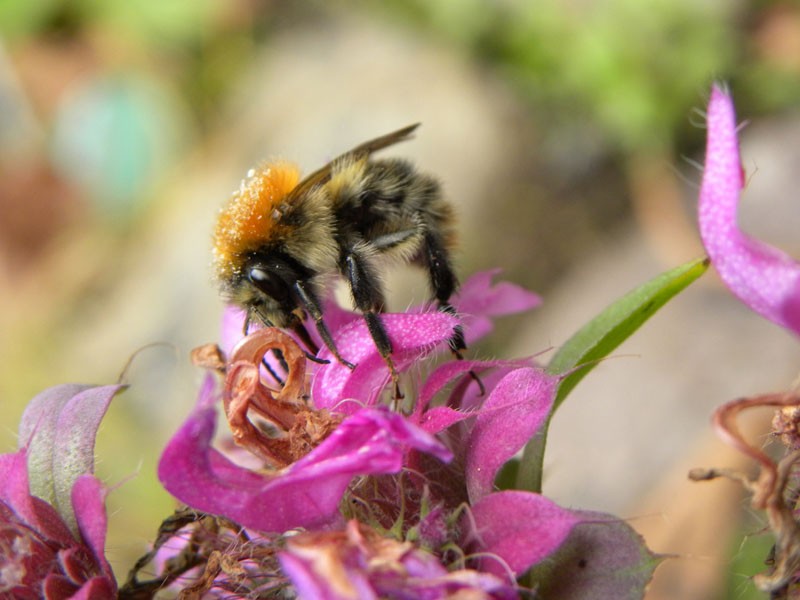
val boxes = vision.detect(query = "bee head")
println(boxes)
[212,161,302,283]
[237,251,311,328]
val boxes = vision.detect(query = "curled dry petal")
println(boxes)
[698,84,800,334]
[221,328,330,467]
[279,520,518,600]
[691,392,800,592]
[228,327,308,406]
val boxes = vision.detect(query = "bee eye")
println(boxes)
[248,267,287,300]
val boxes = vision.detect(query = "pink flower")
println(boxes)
[1,385,120,599]
[698,84,800,334]
[157,272,601,595]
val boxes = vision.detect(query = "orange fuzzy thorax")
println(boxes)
[213,161,301,280]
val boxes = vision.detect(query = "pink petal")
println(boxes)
[699,84,800,335]
[415,362,524,433]
[69,577,117,600]
[0,450,75,547]
[220,305,249,354]
[413,359,530,423]
[312,312,459,411]
[71,475,114,582]
[158,377,451,532]
[465,368,558,503]
[452,270,542,343]
[467,491,578,578]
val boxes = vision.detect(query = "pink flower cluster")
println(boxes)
[157,272,585,597]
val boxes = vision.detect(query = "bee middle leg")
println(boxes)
[342,250,402,396]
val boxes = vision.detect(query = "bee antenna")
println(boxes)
[305,352,330,365]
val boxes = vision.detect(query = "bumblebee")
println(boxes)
[212,124,463,379]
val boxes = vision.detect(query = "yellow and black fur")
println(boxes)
[212,124,461,375]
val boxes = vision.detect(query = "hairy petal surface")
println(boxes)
[312,312,460,411]
[465,368,558,503]
[467,491,579,580]
[699,84,800,334]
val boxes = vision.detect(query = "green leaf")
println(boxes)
[548,256,709,410]
[515,257,708,494]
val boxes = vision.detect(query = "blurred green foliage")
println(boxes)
[0,0,218,45]
[382,0,798,153]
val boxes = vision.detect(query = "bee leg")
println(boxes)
[261,356,286,387]
[292,281,356,370]
[243,310,286,386]
[421,233,485,396]
[342,252,402,398]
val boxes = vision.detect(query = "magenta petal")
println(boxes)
[312,312,460,411]
[699,84,800,335]
[416,363,517,433]
[0,450,39,529]
[413,359,530,423]
[0,450,76,547]
[468,491,578,578]
[69,577,117,600]
[452,270,541,343]
[465,368,558,503]
[71,475,113,580]
[159,377,451,532]
[220,305,249,354]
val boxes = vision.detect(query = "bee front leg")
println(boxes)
[292,281,355,370]
[341,250,401,397]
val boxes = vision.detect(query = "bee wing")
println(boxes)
[346,123,420,157]
[287,124,420,200]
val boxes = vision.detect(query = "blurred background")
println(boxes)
[2,1,800,597]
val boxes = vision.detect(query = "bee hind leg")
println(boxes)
[421,232,485,396]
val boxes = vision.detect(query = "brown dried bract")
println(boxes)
[190,343,227,374]
[223,328,341,469]
[689,391,800,596]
